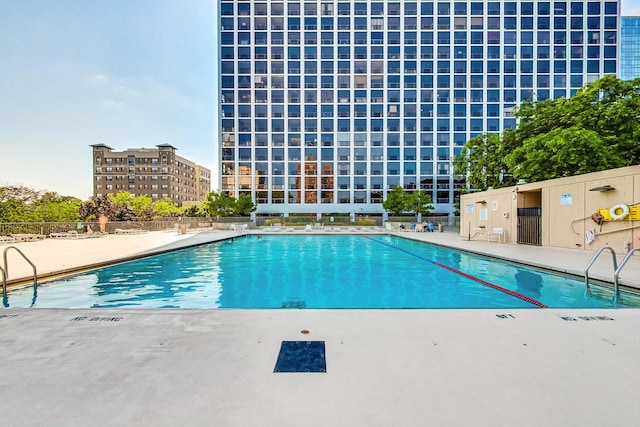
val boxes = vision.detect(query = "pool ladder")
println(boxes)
[2,246,38,308]
[584,247,640,300]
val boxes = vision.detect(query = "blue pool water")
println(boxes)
[6,235,640,309]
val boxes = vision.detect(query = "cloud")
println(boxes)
[102,99,125,108]
[0,67,212,199]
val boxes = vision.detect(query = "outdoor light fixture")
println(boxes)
[589,185,615,192]
[476,200,487,204]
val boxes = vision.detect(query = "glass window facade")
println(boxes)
[620,17,640,81]
[219,0,618,215]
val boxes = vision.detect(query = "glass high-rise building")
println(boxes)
[218,0,619,218]
[620,16,640,80]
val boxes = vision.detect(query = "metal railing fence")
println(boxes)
[0,217,253,236]
[0,216,461,235]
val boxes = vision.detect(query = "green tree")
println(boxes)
[153,198,181,218]
[503,75,640,182]
[0,197,33,222]
[78,194,136,221]
[0,186,80,222]
[108,191,153,219]
[109,191,134,206]
[453,133,515,191]
[404,190,434,218]
[202,191,235,217]
[505,127,625,181]
[382,185,407,215]
[454,76,640,188]
[182,204,206,217]
[129,195,154,220]
[0,186,41,204]
[33,192,81,222]
[233,193,257,216]
[87,191,182,220]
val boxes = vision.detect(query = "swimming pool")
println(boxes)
[5,235,640,309]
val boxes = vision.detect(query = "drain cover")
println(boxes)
[274,341,326,373]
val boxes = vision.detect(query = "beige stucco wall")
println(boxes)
[460,166,640,253]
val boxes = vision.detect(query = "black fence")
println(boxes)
[255,215,380,227]
[1,215,461,237]
[0,217,253,237]
[255,215,460,228]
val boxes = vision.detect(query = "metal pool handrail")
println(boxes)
[584,246,617,292]
[1,265,7,307]
[614,248,640,298]
[2,246,38,308]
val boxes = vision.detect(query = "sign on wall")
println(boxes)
[479,208,488,221]
[560,194,573,205]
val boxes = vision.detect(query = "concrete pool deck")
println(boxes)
[1,229,639,426]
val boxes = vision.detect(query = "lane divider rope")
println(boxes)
[363,236,547,308]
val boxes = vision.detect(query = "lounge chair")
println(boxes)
[49,230,85,239]
[385,223,394,232]
[10,234,45,242]
[114,228,147,235]
[487,227,505,243]
[305,224,313,232]
[197,222,213,232]
[0,235,15,244]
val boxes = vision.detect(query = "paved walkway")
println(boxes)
[400,229,640,289]
[1,229,639,426]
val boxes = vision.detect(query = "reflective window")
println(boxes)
[521,2,534,14]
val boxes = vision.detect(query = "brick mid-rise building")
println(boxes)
[91,144,211,205]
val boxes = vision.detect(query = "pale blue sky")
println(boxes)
[0,0,639,199]
[0,0,217,199]
[623,0,640,13]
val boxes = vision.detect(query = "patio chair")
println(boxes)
[0,235,15,244]
[487,227,505,243]
[10,234,45,242]
[49,231,69,238]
